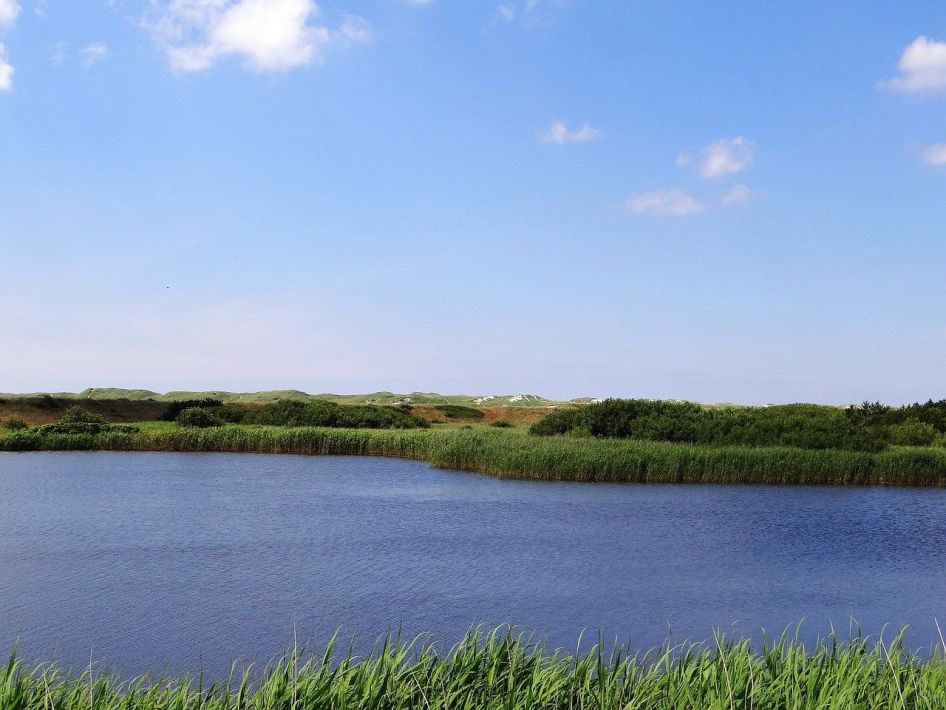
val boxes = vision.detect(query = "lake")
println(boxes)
[2,451,946,677]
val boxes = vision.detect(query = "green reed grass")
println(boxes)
[5,425,946,486]
[3,627,946,709]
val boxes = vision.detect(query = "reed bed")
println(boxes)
[3,628,946,709]
[5,426,946,486]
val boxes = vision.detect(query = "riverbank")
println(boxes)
[4,627,945,708]
[5,424,946,486]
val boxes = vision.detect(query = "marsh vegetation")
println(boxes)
[6,397,946,485]
[3,628,946,709]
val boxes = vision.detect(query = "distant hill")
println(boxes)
[0,388,589,408]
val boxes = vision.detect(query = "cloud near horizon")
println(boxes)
[881,36,946,94]
[148,0,370,73]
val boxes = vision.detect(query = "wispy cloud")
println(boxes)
[496,4,515,22]
[720,184,755,206]
[495,0,568,28]
[881,36,946,94]
[625,187,703,217]
[147,0,370,73]
[538,121,600,144]
[921,143,946,166]
[82,42,109,66]
[684,136,754,179]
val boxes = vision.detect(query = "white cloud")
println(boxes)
[0,1,17,91]
[0,0,19,27]
[495,0,567,28]
[921,143,946,166]
[625,187,703,217]
[148,0,370,73]
[496,4,515,21]
[721,184,754,206]
[695,136,754,179]
[0,42,12,91]
[82,42,109,66]
[881,36,946,94]
[539,121,600,144]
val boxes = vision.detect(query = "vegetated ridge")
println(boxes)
[0,388,574,407]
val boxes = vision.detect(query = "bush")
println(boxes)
[59,406,106,425]
[175,407,221,428]
[4,418,27,430]
[887,420,938,447]
[242,400,428,429]
[530,399,889,452]
[160,398,223,421]
[491,420,513,428]
[26,406,138,437]
[529,408,585,436]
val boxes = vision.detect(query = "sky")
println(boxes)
[1,1,945,403]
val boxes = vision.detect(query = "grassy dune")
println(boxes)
[5,425,946,486]
[3,628,946,709]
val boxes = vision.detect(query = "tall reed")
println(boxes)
[5,426,946,486]
[3,627,946,709]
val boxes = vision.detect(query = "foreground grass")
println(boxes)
[4,628,946,709]
[5,425,946,486]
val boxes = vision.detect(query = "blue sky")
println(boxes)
[1,1,945,403]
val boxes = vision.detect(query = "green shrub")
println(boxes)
[160,398,223,421]
[887,420,938,447]
[530,399,888,452]
[59,406,106,425]
[490,420,512,428]
[22,406,112,436]
[4,418,27,430]
[175,407,221,428]
[243,399,428,429]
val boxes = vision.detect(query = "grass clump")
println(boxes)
[3,627,946,708]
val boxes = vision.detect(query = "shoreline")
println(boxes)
[5,425,946,487]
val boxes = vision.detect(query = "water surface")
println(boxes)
[2,451,945,676]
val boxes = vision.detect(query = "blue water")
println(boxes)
[2,451,946,676]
